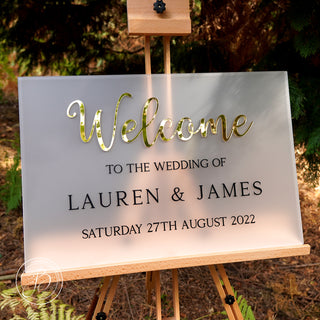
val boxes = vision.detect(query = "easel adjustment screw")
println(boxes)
[96,312,107,320]
[225,294,235,305]
[153,0,166,14]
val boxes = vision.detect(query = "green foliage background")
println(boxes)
[0,137,22,212]
[0,0,319,182]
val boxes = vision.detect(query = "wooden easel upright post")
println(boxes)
[88,1,244,319]
[128,2,185,318]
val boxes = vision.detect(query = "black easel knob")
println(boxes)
[225,294,235,305]
[153,0,166,14]
[96,312,107,320]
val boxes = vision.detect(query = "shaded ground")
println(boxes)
[0,102,320,319]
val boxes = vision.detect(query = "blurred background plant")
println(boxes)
[0,49,16,104]
[0,136,21,213]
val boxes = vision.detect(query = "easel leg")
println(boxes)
[91,275,120,320]
[145,269,181,320]
[209,265,244,320]
[171,269,180,319]
[154,271,162,320]
[102,275,120,315]
[146,271,162,319]
[146,271,154,304]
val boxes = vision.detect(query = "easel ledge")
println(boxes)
[21,244,310,285]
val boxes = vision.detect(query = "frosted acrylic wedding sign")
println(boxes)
[18,72,308,283]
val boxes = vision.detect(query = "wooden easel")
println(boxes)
[88,3,243,318]
[89,265,243,320]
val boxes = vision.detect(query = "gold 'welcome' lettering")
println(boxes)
[67,93,253,151]
[67,93,131,151]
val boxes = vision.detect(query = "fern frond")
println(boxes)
[245,306,256,320]
[0,287,21,311]
[72,315,85,320]
[237,293,256,320]
[0,296,20,311]
[11,315,27,320]
[21,290,36,309]
[65,306,75,320]
[25,304,40,320]
[0,286,85,320]
[49,300,58,320]
[39,308,50,320]
[37,291,51,308]
[58,304,67,320]
[1,286,20,297]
